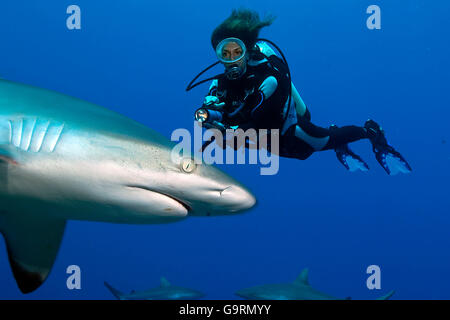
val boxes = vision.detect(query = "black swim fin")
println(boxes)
[335,144,369,172]
[329,125,369,172]
[364,119,412,175]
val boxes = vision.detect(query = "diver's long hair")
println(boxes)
[211,8,276,51]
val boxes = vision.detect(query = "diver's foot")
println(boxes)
[364,119,387,146]
[364,119,412,175]
[335,143,370,172]
[329,125,369,172]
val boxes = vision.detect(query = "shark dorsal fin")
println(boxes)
[293,268,309,286]
[160,277,171,287]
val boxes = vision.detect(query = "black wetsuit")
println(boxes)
[206,47,369,160]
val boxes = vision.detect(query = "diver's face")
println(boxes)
[222,42,247,71]
[218,40,248,80]
[221,41,244,62]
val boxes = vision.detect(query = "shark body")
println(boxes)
[0,79,256,293]
[236,269,395,300]
[104,277,204,300]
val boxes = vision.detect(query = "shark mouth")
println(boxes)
[126,185,192,213]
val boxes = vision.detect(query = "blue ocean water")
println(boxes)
[0,0,448,300]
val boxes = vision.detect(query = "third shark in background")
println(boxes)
[236,268,395,300]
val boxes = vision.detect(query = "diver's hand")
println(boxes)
[204,121,227,132]
[203,96,225,109]
[204,95,219,105]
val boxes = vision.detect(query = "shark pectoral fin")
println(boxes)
[0,213,66,293]
[160,277,171,287]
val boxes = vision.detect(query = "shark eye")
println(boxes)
[181,158,196,173]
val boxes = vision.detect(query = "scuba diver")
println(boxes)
[186,9,411,175]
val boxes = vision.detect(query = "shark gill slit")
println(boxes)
[48,123,64,152]
[11,118,22,148]
[34,120,51,153]
[38,122,64,153]
[7,120,12,144]
[22,117,37,151]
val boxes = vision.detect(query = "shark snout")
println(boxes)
[218,185,256,213]
[182,184,256,217]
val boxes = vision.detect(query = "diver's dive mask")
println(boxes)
[215,38,248,80]
[186,37,290,95]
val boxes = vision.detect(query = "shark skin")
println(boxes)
[104,277,205,300]
[0,79,256,293]
[235,269,395,300]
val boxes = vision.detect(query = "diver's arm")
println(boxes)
[207,79,218,96]
[203,79,225,109]
[246,76,277,123]
[245,77,311,126]
[220,76,278,127]
[291,83,309,119]
[254,77,310,121]
[256,41,310,121]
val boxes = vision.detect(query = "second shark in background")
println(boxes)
[104,277,205,300]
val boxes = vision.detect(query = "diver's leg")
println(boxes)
[295,118,368,152]
[279,126,315,160]
[284,119,370,169]
[291,118,412,174]
[320,124,368,151]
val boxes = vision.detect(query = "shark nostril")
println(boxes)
[218,185,256,211]
[220,186,232,197]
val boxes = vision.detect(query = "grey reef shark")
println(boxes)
[104,277,204,300]
[236,268,395,300]
[0,79,256,293]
